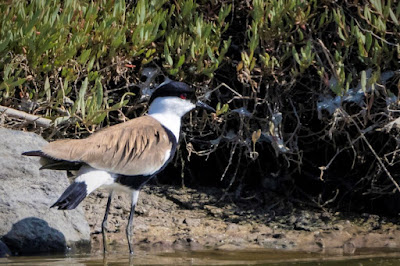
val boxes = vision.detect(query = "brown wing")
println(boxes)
[42,116,174,175]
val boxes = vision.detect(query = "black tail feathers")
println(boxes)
[51,182,87,210]
[22,150,44,156]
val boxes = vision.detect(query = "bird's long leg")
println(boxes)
[127,190,140,255]
[102,190,114,254]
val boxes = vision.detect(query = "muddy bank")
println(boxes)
[82,185,400,255]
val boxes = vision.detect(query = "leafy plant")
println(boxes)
[0,0,231,129]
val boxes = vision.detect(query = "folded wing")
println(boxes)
[41,116,174,176]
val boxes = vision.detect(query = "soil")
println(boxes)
[81,185,400,255]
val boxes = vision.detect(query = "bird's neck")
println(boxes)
[149,112,181,142]
[148,97,195,142]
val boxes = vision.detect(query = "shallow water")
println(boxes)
[2,248,400,265]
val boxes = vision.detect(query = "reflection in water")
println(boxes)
[1,248,400,265]
[102,252,134,266]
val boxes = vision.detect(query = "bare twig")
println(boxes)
[285,99,301,144]
[220,142,238,181]
[220,146,243,201]
[353,18,397,46]
[0,106,52,128]
[339,108,400,193]
[317,38,339,81]
[319,131,365,181]
[318,189,340,207]
[319,149,341,181]
[209,82,243,98]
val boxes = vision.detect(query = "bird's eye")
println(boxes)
[180,93,187,99]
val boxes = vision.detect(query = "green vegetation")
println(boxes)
[1,0,400,213]
[0,0,230,129]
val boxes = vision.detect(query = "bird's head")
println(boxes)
[148,80,215,117]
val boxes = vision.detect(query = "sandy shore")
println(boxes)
[81,185,400,255]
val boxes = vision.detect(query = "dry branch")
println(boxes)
[339,109,400,193]
[0,106,52,128]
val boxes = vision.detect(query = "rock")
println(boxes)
[183,218,201,227]
[2,218,67,255]
[0,128,90,255]
[0,240,11,257]
[225,223,239,233]
[343,241,356,254]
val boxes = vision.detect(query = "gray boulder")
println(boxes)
[0,128,90,255]
[0,240,11,257]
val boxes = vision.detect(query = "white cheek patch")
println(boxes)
[148,96,196,142]
[75,165,116,194]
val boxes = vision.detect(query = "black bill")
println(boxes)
[196,100,215,112]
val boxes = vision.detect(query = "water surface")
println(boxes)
[2,248,400,265]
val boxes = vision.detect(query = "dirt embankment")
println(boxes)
[82,185,400,255]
